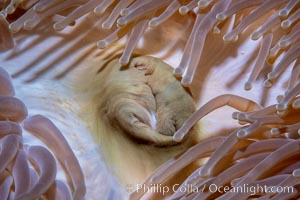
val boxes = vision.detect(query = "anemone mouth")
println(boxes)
[98,56,196,146]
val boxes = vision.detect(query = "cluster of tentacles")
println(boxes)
[0,0,299,87]
[0,0,300,200]
[129,93,300,199]
[0,67,85,200]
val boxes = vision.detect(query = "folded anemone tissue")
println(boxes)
[0,0,300,200]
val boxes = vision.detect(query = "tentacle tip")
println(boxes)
[232,112,239,120]
[263,79,272,88]
[150,176,158,184]
[292,100,300,109]
[223,34,238,42]
[33,4,41,12]
[117,18,127,26]
[119,57,130,66]
[281,20,291,29]
[270,128,280,136]
[250,32,261,41]
[148,19,158,28]
[173,67,184,77]
[179,6,189,15]
[101,23,112,30]
[267,71,276,80]
[120,9,129,17]
[9,23,20,33]
[24,20,36,30]
[198,0,210,8]
[231,179,239,187]
[238,121,247,125]
[276,95,284,103]
[237,129,248,138]
[181,76,193,87]
[173,135,183,142]
[0,11,7,18]
[293,169,300,177]
[5,6,15,14]
[244,82,252,91]
[53,22,65,31]
[198,166,210,178]
[279,9,288,17]
[216,13,227,21]
[97,40,108,49]
[237,113,247,121]
[93,7,105,16]
[278,40,290,48]
[213,26,221,34]
[276,103,287,112]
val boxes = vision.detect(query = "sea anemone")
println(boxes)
[0,0,300,200]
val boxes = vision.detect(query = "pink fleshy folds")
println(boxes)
[0,67,14,96]
[0,67,86,199]
[23,115,86,200]
[15,146,57,200]
[0,96,27,122]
